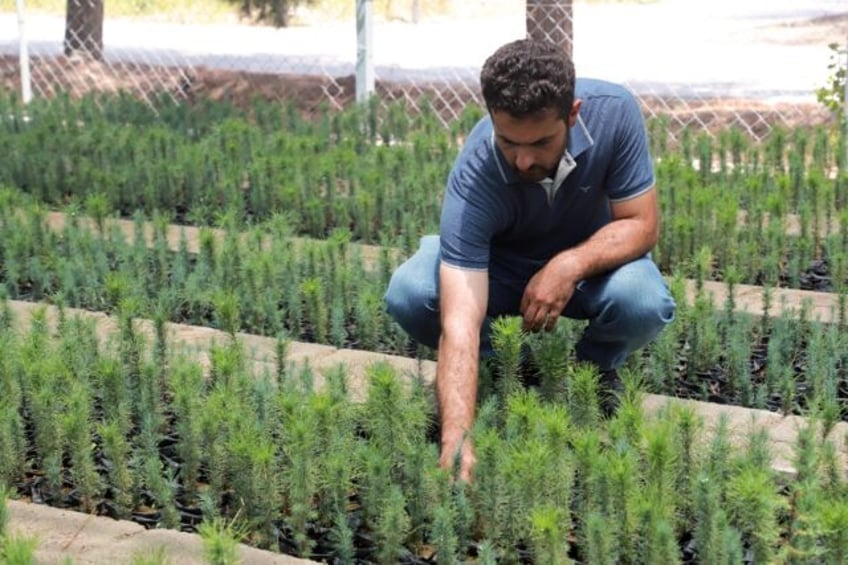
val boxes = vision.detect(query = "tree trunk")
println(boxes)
[64,0,104,61]
[525,0,573,60]
[273,0,289,27]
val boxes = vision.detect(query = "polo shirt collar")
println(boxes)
[491,113,595,185]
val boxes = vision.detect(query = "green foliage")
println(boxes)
[230,0,316,27]
[489,316,526,400]
[816,42,847,118]
[0,483,8,537]
[198,517,248,565]
[0,534,38,565]
[725,466,786,563]
[130,546,172,565]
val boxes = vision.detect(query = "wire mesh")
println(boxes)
[0,0,841,140]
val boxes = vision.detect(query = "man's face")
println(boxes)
[491,103,579,183]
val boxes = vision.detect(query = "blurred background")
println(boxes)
[2,0,846,141]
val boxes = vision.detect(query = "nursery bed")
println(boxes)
[4,299,848,564]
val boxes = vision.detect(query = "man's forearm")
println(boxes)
[555,216,658,281]
[436,330,479,456]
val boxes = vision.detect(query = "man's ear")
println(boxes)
[567,99,582,127]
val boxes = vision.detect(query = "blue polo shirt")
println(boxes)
[440,78,654,285]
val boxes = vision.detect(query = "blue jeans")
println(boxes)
[384,235,676,370]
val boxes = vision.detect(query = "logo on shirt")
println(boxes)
[578,185,592,193]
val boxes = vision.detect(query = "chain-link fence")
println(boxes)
[2,0,845,140]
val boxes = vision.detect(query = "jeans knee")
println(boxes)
[600,278,675,338]
[385,269,438,324]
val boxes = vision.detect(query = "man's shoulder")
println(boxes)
[575,77,635,103]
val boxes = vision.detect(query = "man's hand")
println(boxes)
[439,435,476,483]
[520,256,580,333]
[520,188,661,334]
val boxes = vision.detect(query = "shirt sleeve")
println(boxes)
[605,90,655,202]
[439,151,503,271]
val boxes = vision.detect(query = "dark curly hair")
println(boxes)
[480,39,575,120]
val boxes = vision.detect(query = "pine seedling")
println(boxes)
[741,424,772,474]
[212,290,241,340]
[318,434,358,524]
[451,479,474,558]
[476,539,499,565]
[0,534,38,565]
[820,439,843,497]
[706,414,732,486]
[130,546,172,565]
[725,466,786,563]
[431,502,459,565]
[490,316,525,400]
[468,425,505,542]
[375,485,411,565]
[142,454,181,530]
[820,498,848,564]
[0,291,12,331]
[28,371,64,502]
[793,421,820,484]
[197,516,248,565]
[584,510,615,565]
[572,429,604,531]
[63,380,101,513]
[718,512,744,565]
[362,362,429,477]
[693,473,728,565]
[690,289,720,375]
[116,298,144,399]
[353,287,382,351]
[529,504,571,565]
[209,341,245,390]
[724,314,754,405]
[0,376,24,489]
[784,479,827,563]
[96,356,131,428]
[603,447,639,560]
[228,424,279,549]
[274,330,290,389]
[173,385,204,504]
[300,277,328,344]
[97,419,134,519]
[358,442,393,530]
[151,297,169,381]
[671,405,701,521]
[281,407,320,557]
[500,439,554,550]
[567,363,601,429]
[329,294,347,348]
[0,482,8,536]
[606,372,645,449]
[643,511,681,565]
[329,510,355,565]
[528,325,571,403]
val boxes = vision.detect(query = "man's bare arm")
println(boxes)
[437,263,488,480]
[522,187,659,331]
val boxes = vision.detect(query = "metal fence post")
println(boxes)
[356,0,375,104]
[16,0,33,104]
[525,0,573,59]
